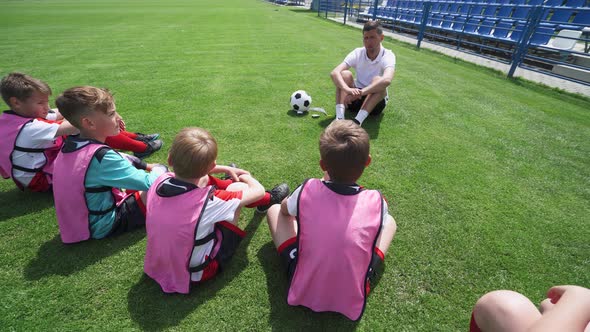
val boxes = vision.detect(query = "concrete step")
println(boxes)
[552,64,590,83]
[572,54,590,68]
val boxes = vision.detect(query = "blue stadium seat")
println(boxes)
[530,26,555,45]
[493,20,514,38]
[441,15,456,29]
[497,6,515,18]
[558,10,590,30]
[543,0,563,6]
[428,13,445,27]
[564,0,584,7]
[512,0,526,5]
[458,4,471,15]
[527,0,543,5]
[452,16,467,31]
[464,17,482,33]
[482,5,499,17]
[508,22,526,42]
[477,18,498,35]
[448,3,461,14]
[512,6,531,21]
[470,5,486,17]
[550,8,574,23]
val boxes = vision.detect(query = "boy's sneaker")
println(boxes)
[256,183,290,214]
[134,139,163,159]
[135,133,160,143]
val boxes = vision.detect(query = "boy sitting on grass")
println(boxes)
[265,120,397,320]
[0,72,162,193]
[144,127,289,294]
[52,86,167,244]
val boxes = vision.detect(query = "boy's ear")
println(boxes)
[80,116,95,131]
[207,160,217,173]
[167,154,173,168]
[9,96,21,109]
[366,154,372,167]
[319,159,327,171]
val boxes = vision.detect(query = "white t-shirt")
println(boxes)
[286,181,392,226]
[12,119,60,186]
[344,45,396,89]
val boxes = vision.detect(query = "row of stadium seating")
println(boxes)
[359,1,589,51]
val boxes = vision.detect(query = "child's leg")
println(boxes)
[225,182,247,224]
[119,131,138,139]
[207,175,234,190]
[471,290,542,332]
[376,214,397,254]
[105,132,148,153]
[108,191,147,236]
[266,204,297,249]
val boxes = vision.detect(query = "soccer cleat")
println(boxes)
[135,133,160,143]
[134,139,163,159]
[255,183,290,214]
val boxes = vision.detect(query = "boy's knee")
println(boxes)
[266,204,281,222]
[227,181,247,192]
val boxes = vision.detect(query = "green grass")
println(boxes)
[1,0,589,330]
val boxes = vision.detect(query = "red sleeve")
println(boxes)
[213,189,243,201]
[35,117,62,124]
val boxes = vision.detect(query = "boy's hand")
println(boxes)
[547,285,590,305]
[214,165,250,182]
[118,119,126,131]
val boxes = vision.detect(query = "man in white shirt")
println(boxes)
[330,20,396,126]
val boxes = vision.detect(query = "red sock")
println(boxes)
[120,131,138,139]
[469,312,482,332]
[105,133,147,152]
[207,175,233,190]
[246,192,271,208]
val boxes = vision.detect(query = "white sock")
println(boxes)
[355,109,369,125]
[336,104,345,120]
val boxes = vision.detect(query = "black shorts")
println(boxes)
[278,237,298,280]
[196,221,246,282]
[347,95,387,115]
[109,192,146,236]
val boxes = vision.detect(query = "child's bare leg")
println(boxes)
[266,204,297,248]
[224,182,248,225]
[376,215,397,254]
[472,290,542,332]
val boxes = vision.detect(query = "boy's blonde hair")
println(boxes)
[55,86,115,128]
[319,120,370,184]
[0,72,52,107]
[170,127,218,180]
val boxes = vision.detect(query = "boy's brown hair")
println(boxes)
[363,20,383,35]
[55,86,115,128]
[169,127,218,180]
[319,120,370,184]
[0,72,52,107]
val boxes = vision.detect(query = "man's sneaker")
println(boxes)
[134,139,163,159]
[352,119,361,125]
[135,133,160,143]
[256,183,290,214]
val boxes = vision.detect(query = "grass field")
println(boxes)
[0,0,589,330]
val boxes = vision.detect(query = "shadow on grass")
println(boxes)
[126,213,265,331]
[24,231,145,280]
[0,188,54,222]
[256,242,359,331]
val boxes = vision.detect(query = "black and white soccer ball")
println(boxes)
[290,90,312,115]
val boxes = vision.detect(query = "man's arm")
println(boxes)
[361,67,395,96]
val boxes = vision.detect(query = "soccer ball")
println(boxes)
[290,90,312,114]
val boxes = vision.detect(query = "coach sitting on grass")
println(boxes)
[330,20,396,127]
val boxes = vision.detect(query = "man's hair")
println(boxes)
[55,86,115,128]
[319,120,370,183]
[363,20,383,35]
[169,127,218,179]
[0,72,52,107]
